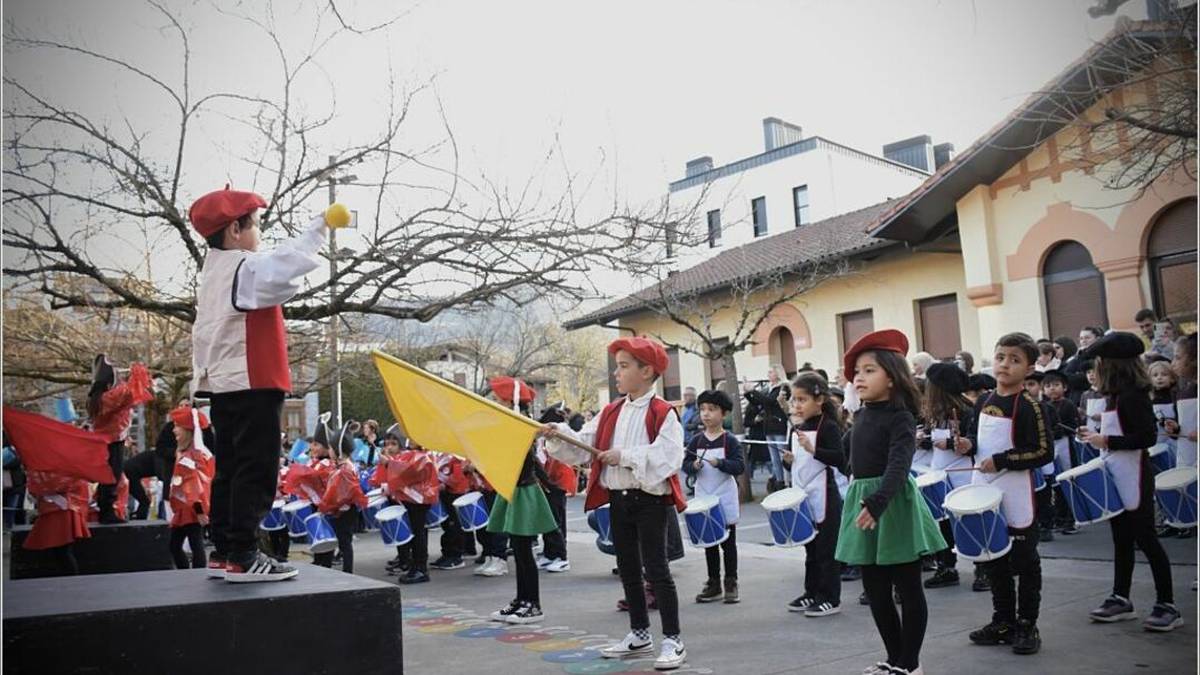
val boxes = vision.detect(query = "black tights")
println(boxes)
[511,534,539,605]
[169,523,207,569]
[52,544,79,576]
[268,528,291,561]
[1111,502,1174,604]
[704,525,738,581]
[861,560,927,671]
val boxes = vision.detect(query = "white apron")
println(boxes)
[694,434,739,525]
[971,396,1035,528]
[1099,406,1143,510]
[1177,398,1198,468]
[911,447,933,473]
[1052,436,1071,474]
[1153,402,1177,448]
[789,430,830,523]
[930,426,973,489]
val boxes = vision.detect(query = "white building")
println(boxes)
[668,117,946,270]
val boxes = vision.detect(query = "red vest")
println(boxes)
[584,396,688,513]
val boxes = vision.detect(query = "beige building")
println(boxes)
[566,17,1196,399]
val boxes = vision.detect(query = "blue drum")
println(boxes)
[377,505,414,546]
[1149,443,1176,475]
[683,496,729,548]
[426,500,448,529]
[587,503,613,547]
[1056,458,1125,526]
[944,484,1011,562]
[303,513,338,554]
[359,467,374,494]
[282,499,314,539]
[260,498,287,531]
[1032,469,1046,492]
[915,470,950,521]
[762,487,816,547]
[1155,467,1198,528]
[363,493,388,531]
[451,491,490,532]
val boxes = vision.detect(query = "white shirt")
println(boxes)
[545,389,684,495]
[232,216,327,310]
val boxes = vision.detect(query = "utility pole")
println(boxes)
[325,155,357,426]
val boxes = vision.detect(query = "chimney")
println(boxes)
[933,143,955,169]
[883,135,935,172]
[686,156,714,178]
[763,117,804,152]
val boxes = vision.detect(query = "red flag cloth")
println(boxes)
[387,450,440,505]
[90,362,154,442]
[319,462,369,515]
[169,448,215,528]
[24,470,92,550]
[543,455,578,496]
[3,407,115,483]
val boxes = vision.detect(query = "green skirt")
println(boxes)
[486,485,558,536]
[835,475,947,566]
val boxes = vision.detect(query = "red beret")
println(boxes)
[608,337,669,375]
[843,329,910,379]
[188,187,267,238]
[488,376,535,404]
[169,405,210,431]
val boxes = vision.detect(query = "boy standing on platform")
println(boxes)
[543,337,688,671]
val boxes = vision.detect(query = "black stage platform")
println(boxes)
[8,520,175,579]
[3,564,403,674]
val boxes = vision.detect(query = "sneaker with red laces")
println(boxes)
[207,553,228,579]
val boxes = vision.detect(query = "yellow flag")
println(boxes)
[371,350,538,501]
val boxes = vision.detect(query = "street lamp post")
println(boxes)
[326,155,357,426]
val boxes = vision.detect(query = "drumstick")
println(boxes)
[547,429,601,457]
[943,466,980,473]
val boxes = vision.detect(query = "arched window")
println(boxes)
[1043,241,1107,338]
[1148,198,1197,333]
[768,326,797,377]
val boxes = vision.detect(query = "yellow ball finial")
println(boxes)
[324,203,352,229]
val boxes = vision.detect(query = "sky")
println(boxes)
[3,0,1141,318]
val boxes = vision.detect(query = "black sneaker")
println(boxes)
[1143,602,1184,632]
[972,572,991,592]
[841,565,862,582]
[1039,529,1054,543]
[225,552,299,583]
[398,569,431,585]
[1060,524,1079,535]
[696,578,722,603]
[969,619,1015,645]
[1177,527,1196,539]
[924,567,960,589]
[723,578,740,604]
[1089,595,1136,622]
[788,594,816,612]
[858,591,870,606]
[490,599,521,622]
[1011,619,1041,655]
[804,600,841,617]
[430,556,465,571]
[505,601,544,624]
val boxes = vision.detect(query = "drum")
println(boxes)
[1155,467,1198,528]
[587,503,613,547]
[1055,458,1125,526]
[426,500,448,529]
[683,495,729,548]
[1148,443,1176,475]
[451,491,490,532]
[943,484,1011,562]
[359,468,374,494]
[282,499,314,539]
[762,487,816,547]
[303,513,338,554]
[1078,443,1101,465]
[363,493,388,531]
[915,470,950,521]
[1032,469,1046,492]
[260,499,287,531]
[377,504,414,546]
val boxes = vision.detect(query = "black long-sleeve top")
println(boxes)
[1048,397,1079,440]
[516,449,551,488]
[847,401,916,520]
[682,431,745,477]
[796,414,845,495]
[1103,389,1157,451]
[966,390,1052,471]
[916,405,977,451]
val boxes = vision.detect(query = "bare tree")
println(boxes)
[3,1,694,395]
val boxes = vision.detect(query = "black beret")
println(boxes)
[925,362,969,395]
[1080,331,1145,360]
[967,373,997,391]
[1041,369,1068,385]
[1024,370,1044,383]
[828,386,845,398]
[696,389,733,412]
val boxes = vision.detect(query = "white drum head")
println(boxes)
[915,470,948,488]
[1156,467,1198,491]
[452,490,483,508]
[271,499,286,509]
[376,504,408,522]
[1148,444,1171,458]
[943,484,1002,515]
[282,499,311,513]
[761,487,807,511]
[1056,457,1107,482]
[685,495,721,514]
[366,488,382,499]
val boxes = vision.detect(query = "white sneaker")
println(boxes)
[862,663,891,675]
[474,556,500,576]
[546,558,571,573]
[600,631,654,658]
[479,557,508,577]
[654,637,686,670]
[535,554,552,569]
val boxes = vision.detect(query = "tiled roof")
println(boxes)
[563,201,899,330]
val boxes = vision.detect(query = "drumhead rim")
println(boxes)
[1156,467,1199,490]
[915,470,948,487]
[281,499,312,512]
[761,486,808,509]
[1055,457,1108,481]
[943,484,1003,513]
[452,490,484,507]
[376,504,408,520]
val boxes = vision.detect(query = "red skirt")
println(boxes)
[24,510,91,550]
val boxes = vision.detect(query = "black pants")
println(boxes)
[666,507,685,562]
[209,389,284,560]
[477,492,508,559]
[404,502,431,572]
[268,527,290,561]
[983,524,1041,623]
[1110,478,1174,604]
[52,544,79,576]
[439,491,468,559]
[804,493,842,603]
[542,487,568,561]
[313,509,358,573]
[861,560,927,671]
[936,518,957,569]
[125,450,165,520]
[95,441,126,518]
[169,523,207,569]
[705,525,738,581]
[512,534,539,604]
[610,489,680,636]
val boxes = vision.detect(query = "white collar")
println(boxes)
[624,388,657,409]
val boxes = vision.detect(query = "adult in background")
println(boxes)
[680,387,701,446]
[954,351,975,374]
[1135,309,1158,351]
[745,366,790,492]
